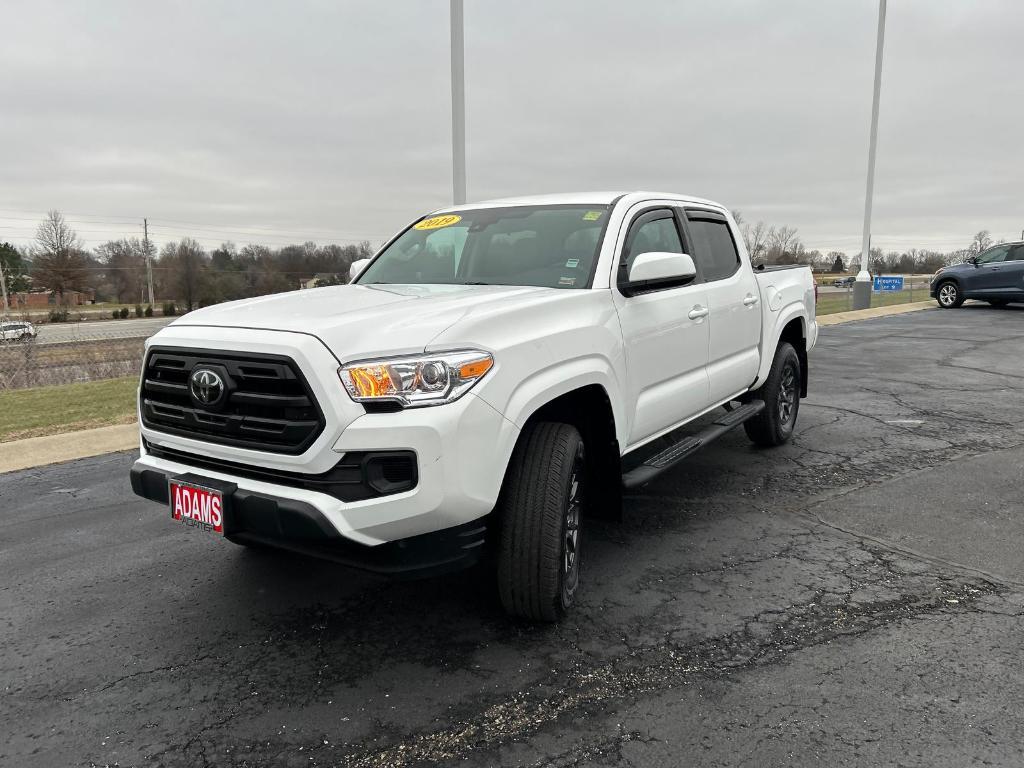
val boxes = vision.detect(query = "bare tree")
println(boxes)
[160,238,208,311]
[741,220,769,262]
[31,210,89,303]
[970,230,992,256]
[96,238,147,303]
[768,226,798,264]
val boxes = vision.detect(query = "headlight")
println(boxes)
[339,350,493,408]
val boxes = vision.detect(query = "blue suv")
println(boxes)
[930,241,1024,308]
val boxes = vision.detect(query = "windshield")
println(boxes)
[356,205,610,289]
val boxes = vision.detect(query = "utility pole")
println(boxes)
[854,0,887,310]
[0,258,9,316]
[144,217,155,307]
[450,0,466,205]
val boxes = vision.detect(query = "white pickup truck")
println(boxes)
[131,192,817,621]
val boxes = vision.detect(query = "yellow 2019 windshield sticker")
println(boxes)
[414,214,462,230]
[582,211,603,221]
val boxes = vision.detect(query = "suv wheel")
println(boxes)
[744,342,801,447]
[936,281,963,308]
[497,421,585,622]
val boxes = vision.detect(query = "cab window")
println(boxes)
[686,211,741,281]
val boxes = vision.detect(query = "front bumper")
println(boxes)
[130,461,489,577]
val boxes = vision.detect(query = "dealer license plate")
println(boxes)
[169,479,225,535]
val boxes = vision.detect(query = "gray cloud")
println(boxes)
[1,0,1021,255]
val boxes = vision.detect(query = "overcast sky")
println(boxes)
[1,0,1021,256]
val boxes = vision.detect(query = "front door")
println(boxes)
[969,245,1012,296]
[611,206,711,449]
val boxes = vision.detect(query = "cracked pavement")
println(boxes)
[2,305,1024,767]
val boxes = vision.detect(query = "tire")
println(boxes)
[936,280,963,308]
[744,342,801,447]
[988,300,1009,308]
[497,421,585,622]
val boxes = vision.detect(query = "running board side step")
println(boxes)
[621,399,766,489]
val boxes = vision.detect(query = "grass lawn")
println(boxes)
[0,376,137,442]
[816,289,932,315]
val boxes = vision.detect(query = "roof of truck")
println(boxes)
[437,191,725,213]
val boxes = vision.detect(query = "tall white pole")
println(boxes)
[854,0,887,309]
[450,0,466,205]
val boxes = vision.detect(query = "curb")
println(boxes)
[0,423,137,474]
[0,300,938,474]
[817,300,934,326]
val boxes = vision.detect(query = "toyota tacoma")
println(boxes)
[131,192,818,621]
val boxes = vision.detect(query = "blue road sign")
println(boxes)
[873,275,904,292]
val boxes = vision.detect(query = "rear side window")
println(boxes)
[686,212,740,281]
[1007,244,1024,261]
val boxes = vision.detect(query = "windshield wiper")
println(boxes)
[462,281,491,285]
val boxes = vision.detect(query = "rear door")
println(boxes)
[611,205,711,448]
[683,208,762,403]
[1001,244,1024,299]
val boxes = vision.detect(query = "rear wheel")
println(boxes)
[744,342,801,447]
[936,281,963,308]
[497,422,585,622]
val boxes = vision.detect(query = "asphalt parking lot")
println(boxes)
[2,305,1024,768]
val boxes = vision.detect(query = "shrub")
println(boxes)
[134,304,143,318]
[48,308,69,323]
[112,310,120,319]
[144,305,153,317]
[119,307,130,319]
[162,301,177,316]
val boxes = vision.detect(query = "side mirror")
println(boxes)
[349,258,370,282]
[622,252,697,295]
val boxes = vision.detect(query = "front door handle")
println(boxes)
[688,305,709,320]
[743,294,760,306]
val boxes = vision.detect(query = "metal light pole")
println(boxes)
[450,0,466,205]
[854,0,887,310]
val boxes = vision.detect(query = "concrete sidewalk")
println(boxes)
[0,423,137,474]
[0,299,938,474]
[817,300,934,326]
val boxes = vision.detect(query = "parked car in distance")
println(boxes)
[931,241,1024,308]
[130,191,818,621]
[0,320,37,342]
[833,276,856,287]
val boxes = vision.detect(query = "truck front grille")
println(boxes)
[140,347,325,454]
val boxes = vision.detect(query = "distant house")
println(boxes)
[11,289,93,308]
[300,273,343,289]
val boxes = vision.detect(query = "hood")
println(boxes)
[168,283,559,359]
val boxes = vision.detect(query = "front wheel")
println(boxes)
[497,422,585,622]
[744,342,801,447]
[936,281,963,308]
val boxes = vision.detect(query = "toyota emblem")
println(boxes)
[189,368,225,406]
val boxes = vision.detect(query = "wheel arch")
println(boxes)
[504,382,622,520]
[754,310,809,397]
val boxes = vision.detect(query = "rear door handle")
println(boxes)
[688,306,709,320]
[743,294,759,306]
